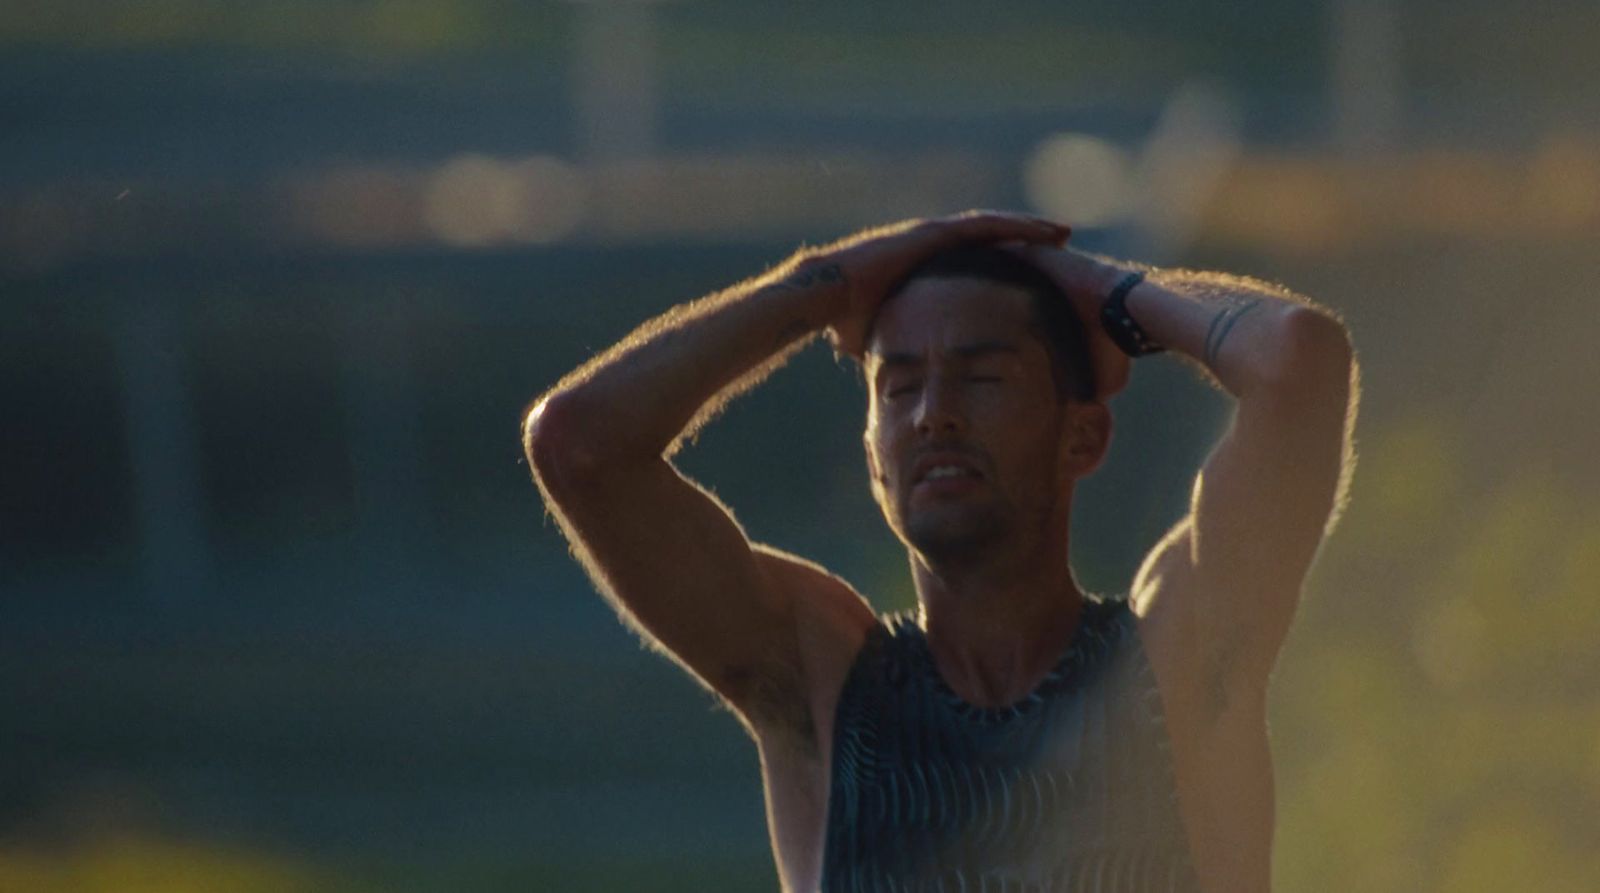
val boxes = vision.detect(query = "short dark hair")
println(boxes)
[867,244,1097,402]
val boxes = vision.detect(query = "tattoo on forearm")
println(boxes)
[774,262,844,291]
[1203,297,1264,367]
[767,262,845,348]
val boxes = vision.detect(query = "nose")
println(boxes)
[913,376,967,437]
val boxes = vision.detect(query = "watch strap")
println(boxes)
[1100,271,1165,357]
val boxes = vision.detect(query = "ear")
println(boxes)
[1060,402,1112,477]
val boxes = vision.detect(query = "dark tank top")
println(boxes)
[820,593,1204,892]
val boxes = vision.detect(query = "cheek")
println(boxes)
[864,421,891,482]
[991,413,1066,485]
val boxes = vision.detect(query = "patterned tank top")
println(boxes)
[819,593,1204,892]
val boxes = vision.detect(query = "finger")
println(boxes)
[941,212,1070,246]
[994,241,1053,264]
[986,214,1070,243]
[948,209,1066,231]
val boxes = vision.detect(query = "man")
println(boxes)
[523,211,1358,892]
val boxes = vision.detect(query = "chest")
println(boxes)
[813,621,1204,889]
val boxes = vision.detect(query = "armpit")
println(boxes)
[720,651,818,755]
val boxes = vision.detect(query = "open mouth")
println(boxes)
[918,465,980,482]
[910,454,985,495]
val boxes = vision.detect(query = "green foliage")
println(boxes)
[0,834,369,893]
[1274,415,1600,891]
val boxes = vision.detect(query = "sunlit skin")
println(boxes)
[862,276,1112,701]
[527,210,1353,892]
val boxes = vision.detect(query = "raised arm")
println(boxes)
[1016,246,1359,702]
[523,211,1071,743]
[1128,265,1356,692]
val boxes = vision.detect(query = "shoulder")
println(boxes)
[752,546,878,649]
[753,546,875,615]
[1129,528,1270,728]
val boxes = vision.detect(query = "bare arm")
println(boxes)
[523,212,1071,741]
[528,258,844,469]
[1015,248,1355,891]
[1127,266,1357,694]
[1016,247,1359,700]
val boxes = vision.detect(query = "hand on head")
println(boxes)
[997,242,1134,402]
[805,210,1071,360]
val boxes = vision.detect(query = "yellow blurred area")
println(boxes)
[1204,137,1600,256]
[1437,813,1594,893]
[1274,413,1600,891]
[0,835,363,893]
[7,140,1598,273]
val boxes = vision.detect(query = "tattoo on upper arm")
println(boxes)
[1203,626,1248,720]
[1203,297,1264,367]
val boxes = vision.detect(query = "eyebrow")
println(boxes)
[873,340,1021,372]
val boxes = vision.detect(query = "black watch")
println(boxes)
[1099,271,1165,357]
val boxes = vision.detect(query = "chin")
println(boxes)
[905,505,1010,562]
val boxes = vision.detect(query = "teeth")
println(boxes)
[925,466,972,480]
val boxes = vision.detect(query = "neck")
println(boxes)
[911,519,1086,709]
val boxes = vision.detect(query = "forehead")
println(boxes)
[866,275,1037,367]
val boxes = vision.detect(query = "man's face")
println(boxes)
[863,275,1101,562]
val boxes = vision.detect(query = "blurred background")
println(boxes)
[3,0,1598,890]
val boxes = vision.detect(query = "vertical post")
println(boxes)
[114,297,212,605]
[572,0,660,161]
[1330,0,1402,154]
